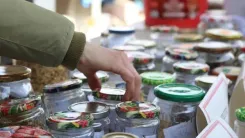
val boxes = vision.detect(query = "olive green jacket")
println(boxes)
[0,0,85,69]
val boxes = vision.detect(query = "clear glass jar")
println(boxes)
[69,102,110,138]
[47,111,94,138]
[115,102,160,138]
[153,83,205,138]
[42,79,87,116]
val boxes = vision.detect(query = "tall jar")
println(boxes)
[69,102,110,138]
[173,62,210,85]
[140,72,175,102]
[0,65,33,99]
[93,88,125,132]
[47,111,94,138]
[0,94,45,128]
[162,47,198,73]
[234,107,245,138]
[115,101,160,138]
[153,83,205,138]
[42,79,87,116]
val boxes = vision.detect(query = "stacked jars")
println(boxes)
[173,62,210,85]
[153,83,205,138]
[234,107,245,138]
[115,101,160,138]
[140,72,175,102]
[69,102,110,138]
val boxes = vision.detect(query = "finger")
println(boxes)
[85,73,101,91]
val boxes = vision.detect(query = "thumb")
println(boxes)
[85,73,101,91]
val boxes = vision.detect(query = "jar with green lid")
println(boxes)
[115,101,160,138]
[162,47,199,73]
[47,111,94,138]
[0,94,45,128]
[42,79,87,116]
[103,132,138,138]
[153,83,205,138]
[140,72,175,102]
[126,39,157,54]
[173,62,210,85]
[93,88,125,132]
[69,102,110,138]
[235,107,245,138]
[0,65,33,99]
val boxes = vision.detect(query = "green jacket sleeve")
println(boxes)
[0,0,86,69]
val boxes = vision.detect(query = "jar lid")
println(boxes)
[116,101,160,119]
[113,45,145,51]
[172,43,197,50]
[140,72,175,86]
[205,28,243,41]
[173,62,210,75]
[0,94,41,116]
[194,42,232,54]
[0,65,31,82]
[43,79,82,93]
[195,75,218,89]
[126,51,155,65]
[126,39,157,48]
[165,47,198,60]
[236,107,245,122]
[135,62,156,73]
[238,53,245,64]
[212,66,241,81]
[0,126,52,137]
[69,102,110,120]
[71,71,109,83]
[150,25,179,33]
[154,83,205,102]
[93,88,125,101]
[103,132,138,138]
[47,111,93,130]
[174,34,203,42]
[109,26,135,34]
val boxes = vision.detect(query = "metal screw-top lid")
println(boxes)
[103,132,138,138]
[93,88,125,101]
[236,107,245,122]
[205,28,243,41]
[126,39,157,49]
[173,62,210,75]
[174,34,203,42]
[126,51,155,65]
[69,102,110,120]
[116,101,160,119]
[212,66,241,81]
[0,65,31,82]
[71,71,109,83]
[113,45,145,51]
[194,41,232,54]
[43,79,82,93]
[47,111,93,131]
[165,47,198,60]
[140,72,175,86]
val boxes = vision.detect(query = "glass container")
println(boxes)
[205,28,243,41]
[126,39,157,54]
[103,132,138,138]
[238,53,245,66]
[234,107,245,138]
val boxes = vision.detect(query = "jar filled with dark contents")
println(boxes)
[47,111,94,138]
[173,62,210,85]
[69,102,110,138]
[0,94,45,128]
[115,101,160,138]
[153,83,205,138]
[42,79,86,116]
[0,65,33,99]
[93,88,125,132]
[174,34,203,43]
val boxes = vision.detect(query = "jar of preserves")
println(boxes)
[0,94,45,128]
[162,47,198,73]
[0,65,33,99]
[195,75,218,92]
[174,34,203,43]
[173,62,210,85]
[234,107,245,138]
[140,72,175,102]
[42,79,87,116]
[47,111,94,138]
[112,45,145,52]
[153,83,205,138]
[126,39,157,54]
[115,101,160,138]
[103,132,138,138]
[69,102,110,138]
[205,28,243,41]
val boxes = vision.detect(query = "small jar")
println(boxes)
[103,132,138,138]
[0,126,52,137]
[173,62,210,85]
[42,79,87,116]
[126,39,157,54]
[153,83,205,138]
[93,88,125,132]
[174,34,203,43]
[235,107,245,138]
[69,102,110,138]
[140,72,175,102]
[0,94,45,128]
[115,101,160,138]
[162,47,198,73]
[47,111,94,138]
[0,65,33,99]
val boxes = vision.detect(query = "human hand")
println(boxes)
[76,43,141,101]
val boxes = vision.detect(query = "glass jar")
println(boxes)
[162,47,198,73]
[153,83,205,138]
[103,132,138,138]
[0,65,33,99]
[69,102,110,138]
[42,79,87,116]
[126,39,157,54]
[206,28,243,41]
[174,34,203,43]
[238,53,245,66]
[112,45,145,52]
[140,72,175,102]
[0,94,45,128]
[235,107,245,138]
[93,88,125,132]
[115,101,160,138]
[47,111,94,138]
[173,62,210,85]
